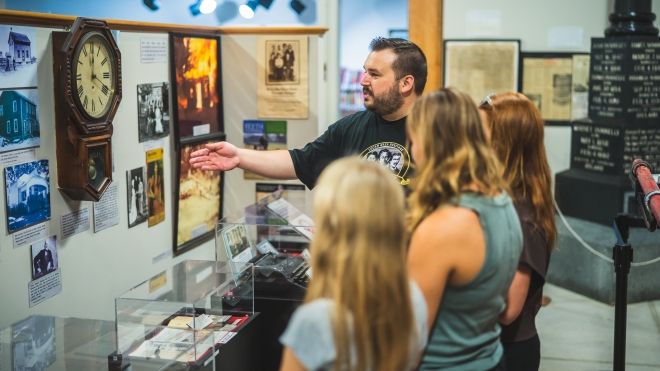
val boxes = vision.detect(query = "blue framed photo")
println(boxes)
[4,159,50,233]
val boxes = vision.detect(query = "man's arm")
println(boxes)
[189,141,297,180]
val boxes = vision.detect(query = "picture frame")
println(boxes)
[521,52,590,126]
[4,159,50,233]
[173,132,225,256]
[169,32,224,140]
[218,224,255,273]
[443,39,521,104]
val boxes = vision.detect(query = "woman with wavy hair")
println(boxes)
[479,92,556,371]
[407,87,522,370]
[279,157,428,371]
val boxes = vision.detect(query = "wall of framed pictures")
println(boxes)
[0,18,324,328]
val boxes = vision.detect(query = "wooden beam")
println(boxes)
[0,9,328,36]
[408,0,443,92]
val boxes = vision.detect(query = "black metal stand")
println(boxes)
[612,214,647,371]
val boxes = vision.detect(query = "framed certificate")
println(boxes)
[443,39,521,104]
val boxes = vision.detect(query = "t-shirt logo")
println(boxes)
[360,142,411,185]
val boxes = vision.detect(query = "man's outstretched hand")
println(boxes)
[189,142,240,171]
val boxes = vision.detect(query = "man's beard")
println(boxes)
[363,82,404,117]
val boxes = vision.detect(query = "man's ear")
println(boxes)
[400,75,415,95]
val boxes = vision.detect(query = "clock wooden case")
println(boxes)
[52,17,122,201]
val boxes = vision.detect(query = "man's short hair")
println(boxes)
[369,37,427,95]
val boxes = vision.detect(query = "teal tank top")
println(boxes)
[419,192,523,370]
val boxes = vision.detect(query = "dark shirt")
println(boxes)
[501,199,552,343]
[289,110,411,189]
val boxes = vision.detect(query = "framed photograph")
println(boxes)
[219,224,254,271]
[173,133,225,256]
[137,82,170,142]
[4,159,50,233]
[0,88,40,153]
[169,32,223,139]
[0,25,39,89]
[126,166,148,228]
[30,235,58,280]
[521,52,589,126]
[146,148,165,227]
[443,39,521,104]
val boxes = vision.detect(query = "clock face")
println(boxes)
[73,33,116,119]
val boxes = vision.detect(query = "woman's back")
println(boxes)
[420,193,522,370]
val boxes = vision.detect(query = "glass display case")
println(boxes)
[115,260,255,367]
[216,191,314,371]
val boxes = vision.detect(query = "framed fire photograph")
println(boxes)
[521,52,589,125]
[173,132,225,256]
[443,39,521,104]
[169,32,223,140]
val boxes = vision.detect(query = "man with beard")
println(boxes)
[189,37,427,189]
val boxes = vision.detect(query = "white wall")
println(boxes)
[0,28,322,328]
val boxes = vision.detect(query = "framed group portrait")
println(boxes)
[443,39,521,104]
[169,32,224,139]
[173,132,225,256]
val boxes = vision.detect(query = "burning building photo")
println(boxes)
[171,34,222,137]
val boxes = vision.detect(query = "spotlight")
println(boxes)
[189,0,217,16]
[258,0,275,9]
[143,0,160,11]
[239,0,258,19]
[290,0,306,15]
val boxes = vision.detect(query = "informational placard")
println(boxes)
[13,222,47,249]
[0,148,36,167]
[61,208,90,238]
[28,269,62,308]
[93,183,119,233]
[140,37,168,64]
[257,36,309,119]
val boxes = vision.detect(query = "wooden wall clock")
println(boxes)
[52,17,122,201]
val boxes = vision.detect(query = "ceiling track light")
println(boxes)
[258,0,275,9]
[290,0,306,15]
[239,0,259,19]
[189,0,217,16]
[143,0,160,11]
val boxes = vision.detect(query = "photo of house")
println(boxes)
[0,89,40,153]
[0,25,38,88]
[4,159,50,233]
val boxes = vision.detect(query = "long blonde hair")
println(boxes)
[407,87,507,230]
[306,157,414,371]
[479,92,557,247]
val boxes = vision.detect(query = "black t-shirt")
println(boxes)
[501,199,552,343]
[289,110,412,189]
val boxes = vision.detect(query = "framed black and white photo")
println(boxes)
[4,159,50,233]
[126,166,148,228]
[30,235,58,280]
[173,132,224,256]
[0,25,39,89]
[137,82,170,142]
[443,39,521,104]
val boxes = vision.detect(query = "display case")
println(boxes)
[217,191,314,299]
[216,191,314,371]
[115,260,254,368]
